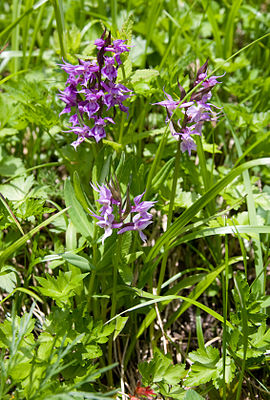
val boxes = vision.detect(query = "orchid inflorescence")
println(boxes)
[89,178,156,245]
[58,31,131,149]
[154,60,224,155]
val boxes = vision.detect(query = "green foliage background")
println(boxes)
[0,1,269,399]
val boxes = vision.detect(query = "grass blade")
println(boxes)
[147,158,270,261]
[0,207,70,265]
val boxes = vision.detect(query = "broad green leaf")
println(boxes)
[0,266,17,293]
[0,175,34,200]
[64,179,93,240]
[61,253,94,272]
[73,171,92,213]
[0,128,19,138]
[184,389,205,400]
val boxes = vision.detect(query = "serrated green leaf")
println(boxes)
[189,346,220,365]
[185,346,220,387]
[36,270,88,306]
[164,364,187,385]
[184,364,216,387]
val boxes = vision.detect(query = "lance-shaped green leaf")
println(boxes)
[64,179,93,240]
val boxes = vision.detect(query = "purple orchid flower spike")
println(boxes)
[153,60,224,157]
[90,181,156,244]
[58,32,131,148]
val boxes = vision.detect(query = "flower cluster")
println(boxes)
[58,32,131,148]
[89,179,156,245]
[154,60,223,155]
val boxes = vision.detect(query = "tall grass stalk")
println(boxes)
[222,235,229,399]
[11,0,21,76]
[108,236,122,386]
[51,0,66,59]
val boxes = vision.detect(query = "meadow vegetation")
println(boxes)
[0,1,269,399]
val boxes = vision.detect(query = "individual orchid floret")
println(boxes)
[58,31,131,147]
[180,134,197,156]
[153,60,223,156]
[90,179,156,244]
[153,89,193,116]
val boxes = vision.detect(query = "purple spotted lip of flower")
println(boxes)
[154,59,224,156]
[90,182,156,244]
[58,32,131,148]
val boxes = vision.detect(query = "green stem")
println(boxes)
[195,135,221,264]
[110,0,117,31]
[151,142,181,351]
[145,129,169,199]
[89,220,98,298]
[51,0,66,59]
[107,235,121,386]
[156,141,181,295]
[118,112,125,145]
[222,235,229,399]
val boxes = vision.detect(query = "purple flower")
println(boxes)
[91,212,123,245]
[112,39,130,64]
[180,134,197,156]
[186,104,211,123]
[153,89,193,115]
[94,38,105,49]
[201,73,225,89]
[101,57,118,81]
[153,60,223,156]
[58,85,77,108]
[71,136,86,149]
[59,32,131,148]
[118,212,153,242]
[102,81,131,111]
[64,124,92,149]
[90,181,156,244]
